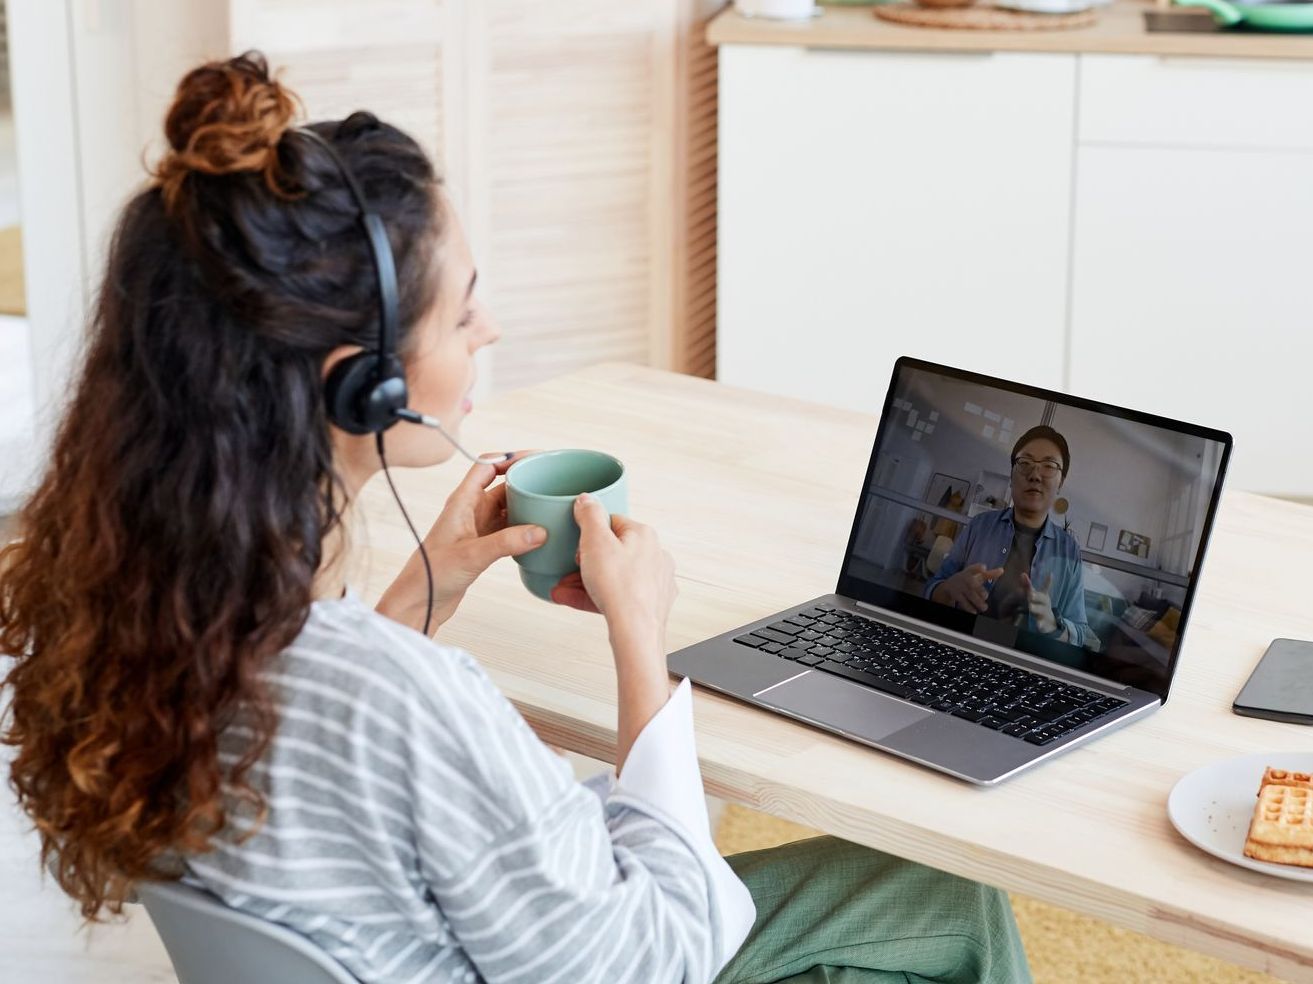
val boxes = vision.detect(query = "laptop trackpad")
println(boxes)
[758,670,932,740]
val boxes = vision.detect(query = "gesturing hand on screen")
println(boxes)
[1021,572,1059,635]
[937,563,1004,614]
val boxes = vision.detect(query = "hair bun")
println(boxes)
[155,51,300,210]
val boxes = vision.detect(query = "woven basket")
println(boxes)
[875,4,1097,29]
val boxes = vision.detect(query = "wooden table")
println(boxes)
[356,363,1313,982]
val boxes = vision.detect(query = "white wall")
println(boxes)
[72,1,230,279]
[0,313,34,511]
[4,0,227,509]
[5,2,77,508]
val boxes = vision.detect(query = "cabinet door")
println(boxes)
[717,45,1075,414]
[1069,146,1313,495]
[1080,53,1313,152]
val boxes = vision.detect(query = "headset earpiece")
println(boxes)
[324,350,408,435]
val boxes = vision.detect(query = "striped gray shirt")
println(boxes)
[183,594,753,983]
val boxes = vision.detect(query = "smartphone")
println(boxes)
[1233,639,1313,726]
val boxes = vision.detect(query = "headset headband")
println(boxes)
[298,117,399,372]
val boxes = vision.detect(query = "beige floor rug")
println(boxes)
[713,803,1278,984]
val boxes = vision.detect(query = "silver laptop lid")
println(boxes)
[836,357,1232,703]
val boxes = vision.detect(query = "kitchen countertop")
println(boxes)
[708,1,1313,59]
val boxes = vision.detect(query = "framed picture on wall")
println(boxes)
[1087,522,1108,551]
[1117,529,1151,559]
[926,473,970,513]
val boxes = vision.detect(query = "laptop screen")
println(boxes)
[836,358,1232,700]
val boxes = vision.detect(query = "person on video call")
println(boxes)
[924,426,1091,646]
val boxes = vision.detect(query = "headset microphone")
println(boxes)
[394,409,510,466]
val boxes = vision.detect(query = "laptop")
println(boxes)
[669,357,1232,784]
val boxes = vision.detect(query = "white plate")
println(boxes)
[1167,751,1313,884]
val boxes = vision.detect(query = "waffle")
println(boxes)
[1261,767,1313,790]
[1244,769,1313,868]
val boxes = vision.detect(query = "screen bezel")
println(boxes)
[835,356,1233,702]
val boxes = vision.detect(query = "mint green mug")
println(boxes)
[505,449,628,602]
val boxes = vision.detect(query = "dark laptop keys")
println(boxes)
[819,660,914,700]
[734,610,1124,744]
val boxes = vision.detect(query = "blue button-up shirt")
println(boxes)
[924,507,1091,647]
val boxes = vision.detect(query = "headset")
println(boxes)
[302,113,505,635]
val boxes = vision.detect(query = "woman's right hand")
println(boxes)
[550,493,676,645]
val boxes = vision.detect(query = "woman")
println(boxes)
[1,54,1031,983]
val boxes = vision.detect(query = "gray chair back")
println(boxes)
[135,880,358,984]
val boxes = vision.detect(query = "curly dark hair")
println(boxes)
[0,52,443,919]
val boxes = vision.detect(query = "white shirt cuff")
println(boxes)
[612,678,756,973]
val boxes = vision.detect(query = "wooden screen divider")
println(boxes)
[231,0,727,392]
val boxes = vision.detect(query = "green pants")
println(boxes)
[714,836,1033,984]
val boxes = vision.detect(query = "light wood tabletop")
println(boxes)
[356,362,1312,982]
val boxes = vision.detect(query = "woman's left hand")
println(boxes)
[376,450,544,635]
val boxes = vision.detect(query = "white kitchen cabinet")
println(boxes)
[1080,53,1313,151]
[1069,143,1313,495]
[1070,51,1313,495]
[719,38,1313,495]
[717,45,1075,416]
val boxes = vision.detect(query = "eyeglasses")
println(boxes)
[1012,456,1063,478]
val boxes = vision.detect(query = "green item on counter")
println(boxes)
[1173,0,1313,31]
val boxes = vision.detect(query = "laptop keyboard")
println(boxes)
[733,604,1129,746]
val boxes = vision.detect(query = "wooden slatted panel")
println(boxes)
[229,1,447,165]
[269,45,445,163]
[678,4,721,379]
[482,2,658,393]
[230,0,719,394]
[0,0,9,108]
